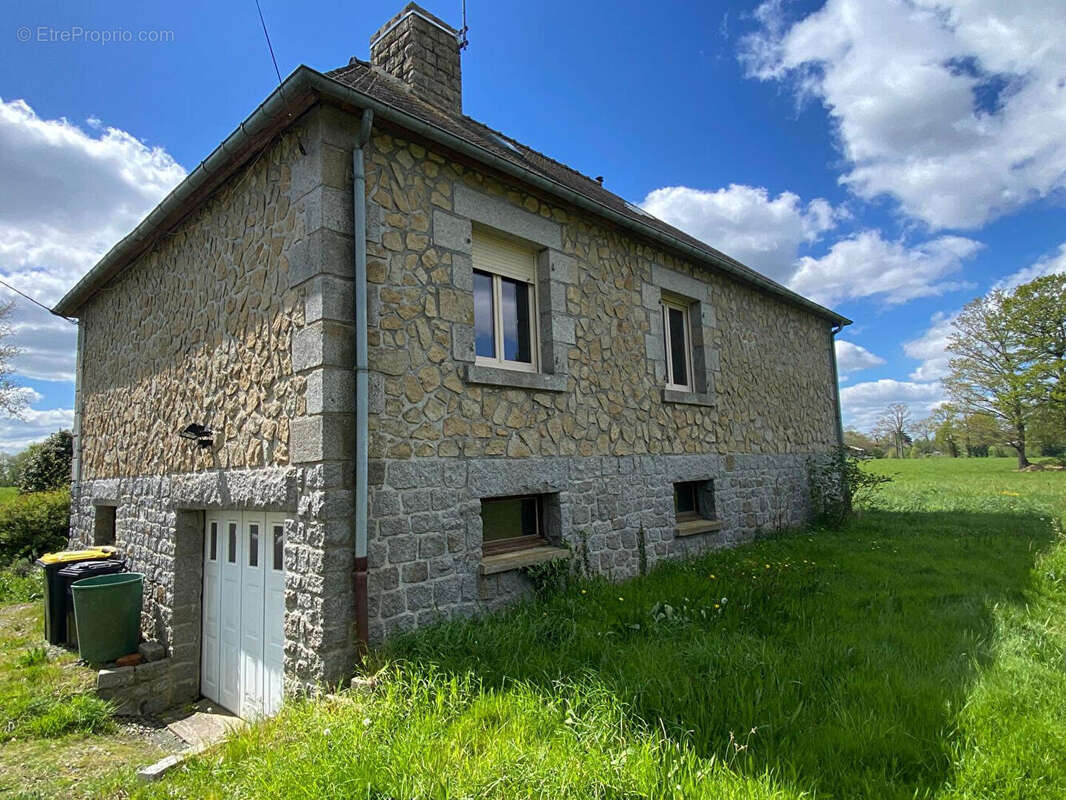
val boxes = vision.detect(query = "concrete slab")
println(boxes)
[161,699,245,749]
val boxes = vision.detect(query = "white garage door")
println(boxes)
[201,511,286,718]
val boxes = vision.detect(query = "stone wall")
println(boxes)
[355,122,841,640]
[77,132,307,480]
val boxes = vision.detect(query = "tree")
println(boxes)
[931,405,961,458]
[0,301,25,417]
[1005,273,1066,434]
[18,430,73,493]
[960,411,1005,458]
[945,292,1034,469]
[874,403,911,459]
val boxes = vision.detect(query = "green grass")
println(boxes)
[0,486,19,506]
[139,457,1065,799]
[0,602,172,798]
[0,603,115,741]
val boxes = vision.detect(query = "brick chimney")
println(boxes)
[370,3,463,113]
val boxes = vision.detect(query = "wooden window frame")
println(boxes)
[661,297,694,392]
[480,494,546,556]
[674,480,716,523]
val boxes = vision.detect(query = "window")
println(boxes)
[662,298,693,391]
[272,524,284,571]
[480,495,544,555]
[248,524,259,568]
[209,522,218,561]
[674,480,716,523]
[228,523,238,563]
[472,228,538,372]
[93,505,116,546]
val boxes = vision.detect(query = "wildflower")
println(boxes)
[709,574,716,580]
[363,717,372,727]
[765,564,770,569]
[618,596,624,602]
[323,727,331,736]
[720,597,728,604]
[581,589,587,594]
[714,604,720,609]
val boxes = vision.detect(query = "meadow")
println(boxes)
[129,457,1065,799]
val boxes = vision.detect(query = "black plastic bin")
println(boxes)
[36,547,119,645]
[59,560,127,647]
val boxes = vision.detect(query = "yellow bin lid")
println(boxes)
[37,546,118,565]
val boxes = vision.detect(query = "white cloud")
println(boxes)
[0,407,74,453]
[835,339,886,375]
[640,184,837,282]
[789,230,981,306]
[0,98,185,385]
[839,378,945,432]
[993,241,1066,291]
[743,0,1066,230]
[903,311,958,381]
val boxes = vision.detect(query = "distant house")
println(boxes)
[55,3,849,718]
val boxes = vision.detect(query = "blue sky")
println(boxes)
[0,0,1064,449]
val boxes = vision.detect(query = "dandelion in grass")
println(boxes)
[362,718,371,727]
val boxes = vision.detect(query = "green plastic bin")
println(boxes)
[70,572,143,664]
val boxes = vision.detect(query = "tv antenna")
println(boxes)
[458,0,469,50]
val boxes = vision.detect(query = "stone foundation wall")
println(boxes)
[365,452,813,640]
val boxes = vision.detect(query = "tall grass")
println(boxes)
[139,457,1066,799]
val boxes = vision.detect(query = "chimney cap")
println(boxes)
[370,3,460,50]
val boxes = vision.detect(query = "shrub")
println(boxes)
[808,447,891,528]
[0,559,44,602]
[18,430,73,494]
[0,489,70,564]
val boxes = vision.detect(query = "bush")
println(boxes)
[808,447,891,528]
[0,489,70,565]
[18,430,73,494]
[0,559,44,603]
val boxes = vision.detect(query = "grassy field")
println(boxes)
[125,457,1065,800]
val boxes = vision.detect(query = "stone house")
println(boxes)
[55,3,849,718]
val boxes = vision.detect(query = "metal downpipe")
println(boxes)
[353,108,374,658]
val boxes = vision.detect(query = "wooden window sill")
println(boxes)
[675,519,724,537]
[480,545,570,575]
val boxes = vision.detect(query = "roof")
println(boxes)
[55,63,850,325]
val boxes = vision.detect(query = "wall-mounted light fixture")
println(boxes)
[179,423,214,448]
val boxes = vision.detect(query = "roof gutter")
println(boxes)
[55,65,850,326]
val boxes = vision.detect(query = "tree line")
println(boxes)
[846,273,1065,467]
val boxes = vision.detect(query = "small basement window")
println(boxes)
[674,480,721,535]
[481,494,544,555]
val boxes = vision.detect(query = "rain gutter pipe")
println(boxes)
[353,108,374,657]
